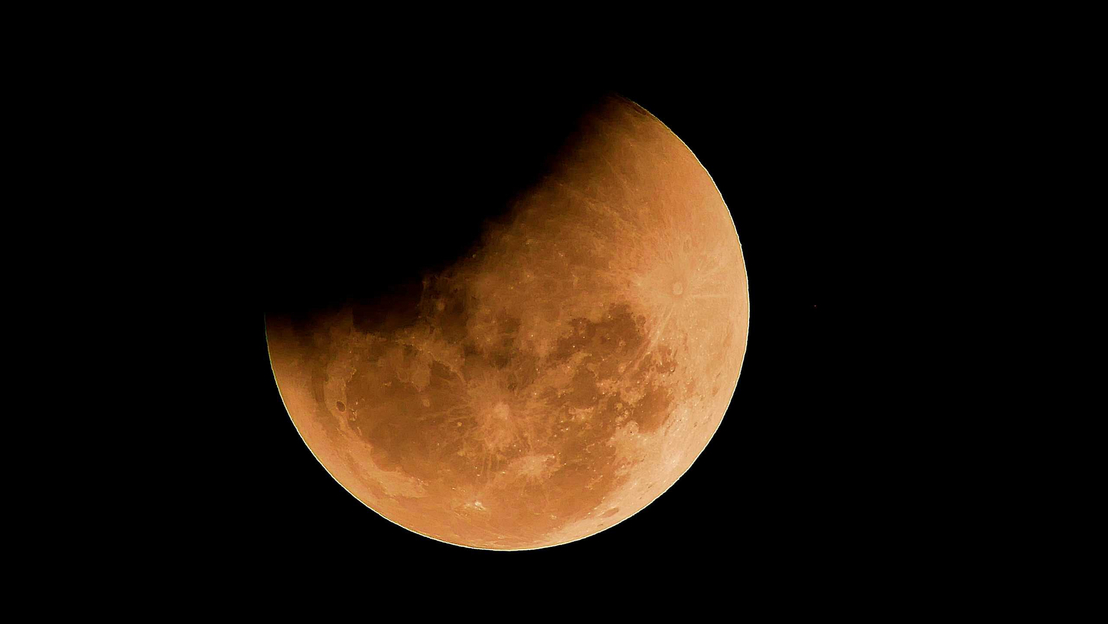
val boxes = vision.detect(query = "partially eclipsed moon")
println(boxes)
[266,95,749,550]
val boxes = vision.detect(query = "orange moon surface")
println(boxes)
[266,95,749,550]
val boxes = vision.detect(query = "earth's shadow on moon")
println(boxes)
[260,86,612,325]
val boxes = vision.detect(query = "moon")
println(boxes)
[266,94,749,550]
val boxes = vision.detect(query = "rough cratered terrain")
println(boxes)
[267,95,749,549]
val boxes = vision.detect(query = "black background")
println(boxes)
[44,8,1060,609]
[75,14,1064,608]
[189,68,840,586]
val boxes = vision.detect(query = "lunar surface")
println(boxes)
[267,95,749,549]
